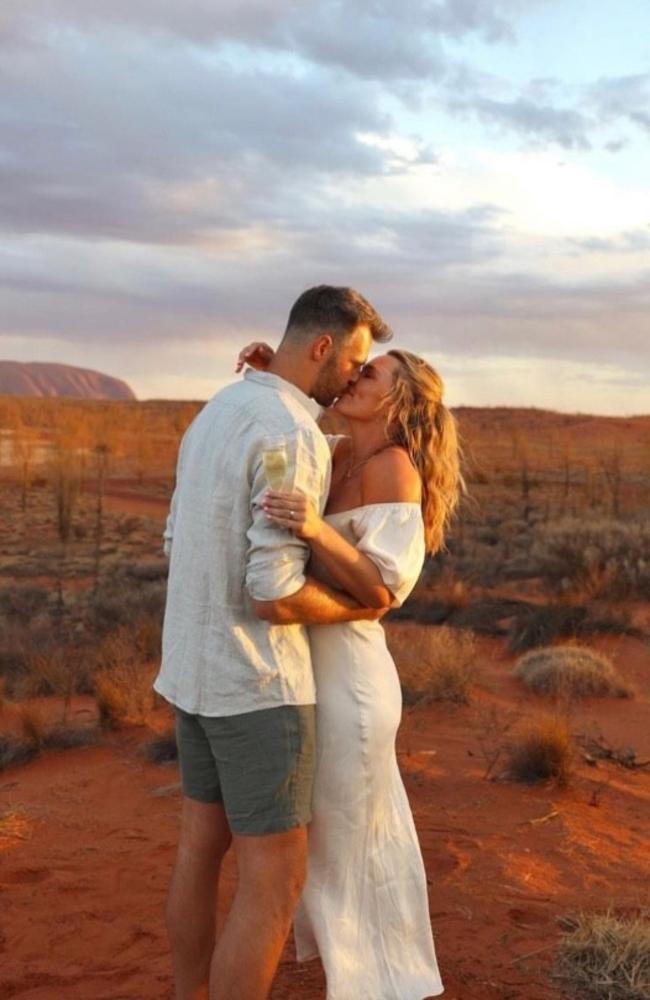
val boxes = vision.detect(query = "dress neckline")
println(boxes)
[325,501,421,519]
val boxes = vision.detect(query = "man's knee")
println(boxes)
[235,827,308,907]
[174,799,232,870]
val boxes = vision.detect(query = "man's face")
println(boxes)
[311,324,372,407]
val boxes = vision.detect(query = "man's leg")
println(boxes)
[209,825,308,1000]
[166,797,232,1000]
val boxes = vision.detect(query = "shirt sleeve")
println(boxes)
[324,433,347,456]
[350,505,426,606]
[245,427,330,602]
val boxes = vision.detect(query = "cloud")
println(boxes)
[0,202,506,340]
[588,72,650,135]
[447,95,592,148]
[0,32,393,244]
[1,0,526,74]
[568,229,650,255]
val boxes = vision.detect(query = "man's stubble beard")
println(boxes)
[311,352,349,408]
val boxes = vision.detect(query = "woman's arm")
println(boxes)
[263,449,420,608]
[235,341,274,372]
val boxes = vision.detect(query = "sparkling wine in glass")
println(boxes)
[262,436,290,491]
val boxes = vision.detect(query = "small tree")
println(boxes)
[600,448,624,518]
[511,430,533,524]
[93,442,110,588]
[50,427,82,615]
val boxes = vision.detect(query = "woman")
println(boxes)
[241,344,462,1000]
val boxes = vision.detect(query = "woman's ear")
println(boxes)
[311,334,333,362]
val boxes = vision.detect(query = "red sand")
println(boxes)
[1,633,649,1000]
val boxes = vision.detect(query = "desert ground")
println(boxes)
[1,398,649,999]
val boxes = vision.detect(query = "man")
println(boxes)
[154,285,392,1000]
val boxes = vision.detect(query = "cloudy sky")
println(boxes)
[1,0,648,413]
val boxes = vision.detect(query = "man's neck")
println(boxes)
[267,352,313,398]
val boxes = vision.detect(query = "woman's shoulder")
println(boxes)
[360,445,421,505]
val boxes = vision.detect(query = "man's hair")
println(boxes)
[283,285,392,345]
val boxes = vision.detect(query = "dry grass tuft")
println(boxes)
[95,674,131,730]
[506,716,573,786]
[514,645,632,700]
[507,603,638,654]
[94,625,157,729]
[18,704,47,747]
[553,911,650,1000]
[386,624,479,704]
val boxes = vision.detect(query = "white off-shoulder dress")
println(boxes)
[294,502,444,1000]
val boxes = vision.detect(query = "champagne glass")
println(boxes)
[262,435,291,491]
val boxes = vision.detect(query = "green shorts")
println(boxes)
[174,704,316,836]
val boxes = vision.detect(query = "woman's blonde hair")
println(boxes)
[385,350,464,553]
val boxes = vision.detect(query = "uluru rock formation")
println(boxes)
[0,361,136,401]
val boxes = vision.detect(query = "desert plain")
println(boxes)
[1,396,649,1000]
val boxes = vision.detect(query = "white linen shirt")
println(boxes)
[153,370,331,717]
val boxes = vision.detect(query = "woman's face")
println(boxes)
[332,353,401,425]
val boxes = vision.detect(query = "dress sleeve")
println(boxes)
[350,505,426,606]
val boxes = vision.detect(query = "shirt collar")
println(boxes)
[244,369,321,421]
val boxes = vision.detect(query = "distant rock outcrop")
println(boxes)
[0,361,136,401]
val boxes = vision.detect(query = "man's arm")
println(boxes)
[252,576,386,625]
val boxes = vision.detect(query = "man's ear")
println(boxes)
[311,334,333,362]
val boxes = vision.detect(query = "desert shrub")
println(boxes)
[514,645,632,699]
[0,585,50,624]
[533,517,650,599]
[0,720,99,771]
[116,515,142,539]
[95,673,130,729]
[42,725,100,751]
[22,643,94,717]
[143,731,178,764]
[386,624,479,704]
[553,911,650,1000]
[0,615,69,698]
[506,716,573,786]
[126,561,168,582]
[94,625,158,729]
[472,702,521,780]
[507,603,639,654]
[89,571,165,637]
[19,704,47,747]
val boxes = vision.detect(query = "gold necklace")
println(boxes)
[344,443,393,480]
